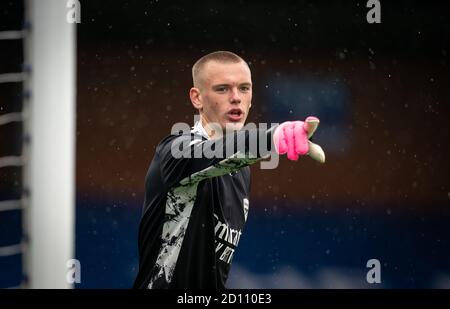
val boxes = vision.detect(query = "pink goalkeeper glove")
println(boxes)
[273,116,325,163]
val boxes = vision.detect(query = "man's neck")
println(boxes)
[199,116,222,139]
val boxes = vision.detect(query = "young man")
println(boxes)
[133,51,325,289]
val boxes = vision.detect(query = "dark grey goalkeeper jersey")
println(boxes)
[133,122,275,289]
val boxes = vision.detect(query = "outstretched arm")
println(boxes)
[158,116,325,187]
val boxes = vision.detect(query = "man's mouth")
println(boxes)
[227,109,244,122]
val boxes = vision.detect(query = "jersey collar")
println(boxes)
[192,120,210,140]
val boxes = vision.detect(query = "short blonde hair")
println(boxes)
[192,51,248,88]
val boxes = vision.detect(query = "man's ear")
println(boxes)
[189,87,202,111]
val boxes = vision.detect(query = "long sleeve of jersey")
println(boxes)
[158,127,276,188]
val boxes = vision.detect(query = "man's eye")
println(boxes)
[216,87,227,92]
[240,86,250,92]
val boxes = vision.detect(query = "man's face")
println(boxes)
[191,60,252,133]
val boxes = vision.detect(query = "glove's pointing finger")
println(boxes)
[304,116,320,139]
[308,140,325,163]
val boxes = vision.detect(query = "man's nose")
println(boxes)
[230,88,241,104]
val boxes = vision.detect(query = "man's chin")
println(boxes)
[224,122,244,132]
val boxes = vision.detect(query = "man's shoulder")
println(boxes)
[156,130,207,153]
